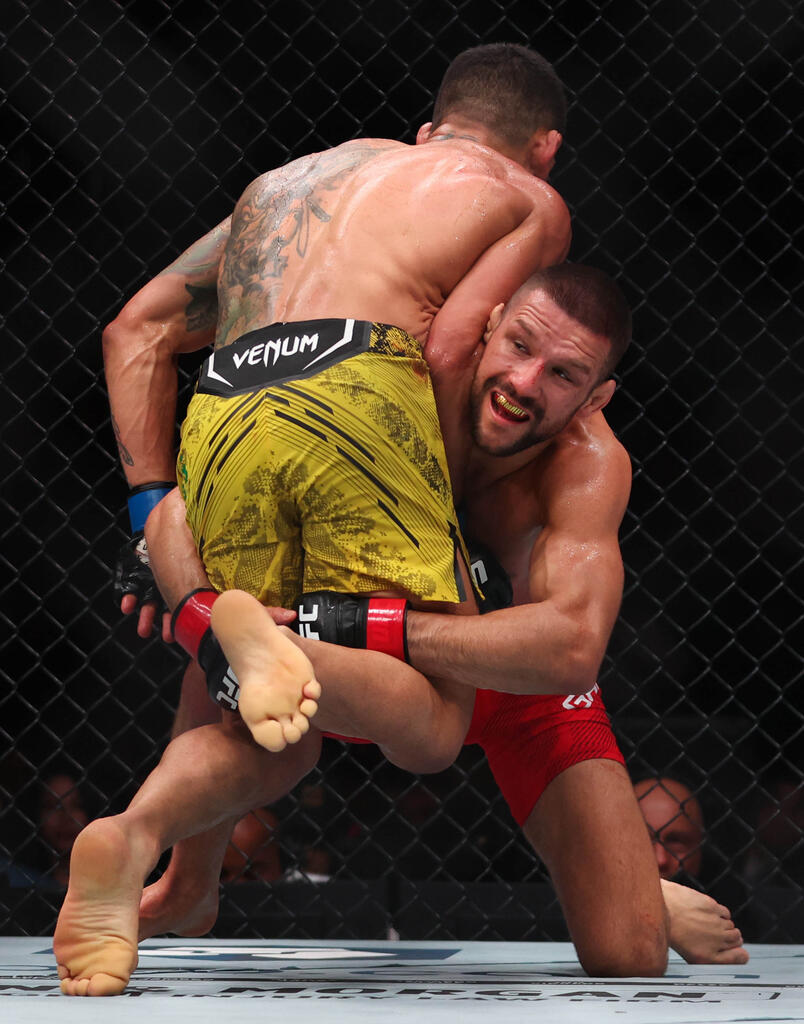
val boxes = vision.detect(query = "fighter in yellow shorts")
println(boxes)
[178,318,470,609]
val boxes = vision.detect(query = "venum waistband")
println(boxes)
[197,318,376,397]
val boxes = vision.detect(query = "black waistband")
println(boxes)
[197,318,374,397]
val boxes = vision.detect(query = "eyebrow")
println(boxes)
[562,358,593,378]
[511,319,594,376]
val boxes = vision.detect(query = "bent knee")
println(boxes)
[578,934,668,978]
[143,485,184,541]
[382,736,463,775]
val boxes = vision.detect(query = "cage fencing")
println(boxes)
[1,0,802,943]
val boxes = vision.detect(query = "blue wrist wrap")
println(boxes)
[127,484,173,534]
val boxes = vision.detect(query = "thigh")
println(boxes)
[524,758,668,976]
[296,346,466,605]
[178,391,303,605]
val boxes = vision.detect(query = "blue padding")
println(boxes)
[128,487,172,533]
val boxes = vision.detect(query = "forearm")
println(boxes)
[103,219,229,486]
[406,603,600,695]
[103,319,180,486]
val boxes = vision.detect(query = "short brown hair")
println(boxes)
[513,264,632,378]
[432,44,566,147]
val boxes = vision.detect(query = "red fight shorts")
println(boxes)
[464,683,624,826]
[326,682,624,827]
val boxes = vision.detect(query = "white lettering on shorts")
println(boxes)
[562,682,600,711]
[301,319,354,371]
[198,319,372,397]
[205,351,233,389]
[231,333,320,371]
[470,557,488,587]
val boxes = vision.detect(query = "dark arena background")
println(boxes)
[2,0,802,947]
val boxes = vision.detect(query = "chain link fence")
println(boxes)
[2,0,802,943]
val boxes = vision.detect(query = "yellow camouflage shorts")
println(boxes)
[177,319,469,609]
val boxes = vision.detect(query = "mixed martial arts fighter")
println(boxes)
[54,46,746,994]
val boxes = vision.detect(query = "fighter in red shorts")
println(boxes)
[54,50,746,988]
[61,272,744,988]
[468,685,624,827]
[56,252,747,989]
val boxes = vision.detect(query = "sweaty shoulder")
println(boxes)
[539,412,632,524]
[244,139,404,195]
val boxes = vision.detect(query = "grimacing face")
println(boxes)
[469,289,613,456]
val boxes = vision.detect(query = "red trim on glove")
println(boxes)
[172,589,218,661]
[365,598,408,661]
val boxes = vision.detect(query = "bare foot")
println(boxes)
[54,819,142,996]
[138,870,218,940]
[663,879,750,965]
[211,590,321,752]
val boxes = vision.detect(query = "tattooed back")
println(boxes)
[214,137,567,349]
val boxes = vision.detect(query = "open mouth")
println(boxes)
[491,390,529,422]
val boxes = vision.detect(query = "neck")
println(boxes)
[428,119,521,163]
[464,439,551,491]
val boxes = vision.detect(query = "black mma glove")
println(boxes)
[199,633,240,712]
[295,591,409,662]
[466,538,514,614]
[114,532,160,607]
[113,482,174,610]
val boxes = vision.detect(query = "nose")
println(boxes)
[511,358,545,394]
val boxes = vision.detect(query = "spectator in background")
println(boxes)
[37,774,89,888]
[634,777,704,881]
[221,807,281,883]
[2,766,87,893]
[633,774,751,959]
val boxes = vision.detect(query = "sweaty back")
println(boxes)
[215,137,547,349]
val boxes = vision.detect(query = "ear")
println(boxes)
[578,378,616,418]
[484,303,505,342]
[415,122,433,146]
[526,129,563,177]
[545,129,562,161]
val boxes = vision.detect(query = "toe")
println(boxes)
[299,697,318,719]
[280,717,303,745]
[88,972,128,996]
[253,720,287,752]
[290,711,310,736]
[303,679,322,701]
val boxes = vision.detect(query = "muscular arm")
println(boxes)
[425,188,570,370]
[406,434,631,694]
[102,218,231,485]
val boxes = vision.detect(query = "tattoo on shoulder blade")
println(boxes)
[216,142,391,347]
[112,415,134,467]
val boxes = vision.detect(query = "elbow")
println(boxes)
[102,315,140,362]
[101,318,122,357]
[102,311,171,368]
[553,622,605,696]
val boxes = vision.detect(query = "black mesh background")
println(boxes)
[2,0,802,943]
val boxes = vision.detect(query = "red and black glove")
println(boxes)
[171,589,240,710]
[294,591,409,662]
